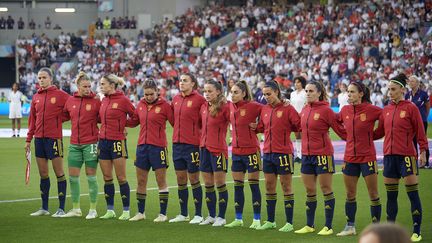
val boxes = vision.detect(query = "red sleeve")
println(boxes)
[126,103,140,128]
[411,105,428,152]
[256,110,264,133]
[335,107,347,140]
[125,97,135,117]
[373,111,385,140]
[288,106,301,132]
[62,102,71,122]
[166,102,174,126]
[26,99,36,142]
[328,108,346,139]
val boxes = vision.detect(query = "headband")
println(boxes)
[390,79,405,87]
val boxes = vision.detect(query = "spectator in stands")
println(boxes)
[130,16,136,29]
[0,92,7,102]
[45,16,51,29]
[111,17,117,29]
[17,17,24,29]
[96,17,103,29]
[53,24,61,30]
[0,17,5,29]
[6,16,14,29]
[103,16,111,29]
[28,19,36,30]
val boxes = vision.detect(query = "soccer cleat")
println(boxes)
[256,221,277,230]
[169,215,190,223]
[118,211,130,220]
[279,222,294,232]
[51,209,66,218]
[30,209,50,216]
[295,225,315,234]
[199,216,215,225]
[317,226,333,236]
[212,217,226,227]
[62,208,82,217]
[249,219,261,229]
[225,219,244,228]
[189,215,203,224]
[99,210,116,219]
[411,233,422,242]
[85,209,98,220]
[153,214,168,223]
[336,225,356,236]
[129,212,146,221]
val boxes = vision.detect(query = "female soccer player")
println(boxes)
[62,72,101,219]
[224,80,263,229]
[199,79,230,227]
[26,67,69,217]
[290,76,307,163]
[336,81,382,236]
[374,73,428,242]
[294,81,345,236]
[98,74,135,220]
[252,81,301,232]
[128,79,174,222]
[9,83,24,137]
[169,73,206,224]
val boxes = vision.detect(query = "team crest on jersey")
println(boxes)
[86,104,92,111]
[187,100,193,107]
[50,97,56,104]
[277,111,283,118]
[155,106,161,113]
[360,113,366,121]
[112,103,118,109]
[313,113,320,120]
[400,111,406,118]
[240,109,246,117]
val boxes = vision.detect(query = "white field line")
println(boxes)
[0,172,343,203]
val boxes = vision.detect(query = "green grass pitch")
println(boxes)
[0,116,431,242]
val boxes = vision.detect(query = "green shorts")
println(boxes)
[68,144,98,169]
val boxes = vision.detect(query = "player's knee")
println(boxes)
[368,191,379,200]
[265,181,276,192]
[320,184,332,194]
[116,175,127,183]
[176,172,187,184]
[346,190,356,200]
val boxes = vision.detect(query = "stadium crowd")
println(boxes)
[15,1,432,108]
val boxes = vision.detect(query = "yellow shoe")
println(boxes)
[294,225,315,234]
[317,226,333,236]
[411,233,422,242]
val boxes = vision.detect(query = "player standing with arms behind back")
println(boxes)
[9,83,24,137]
[25,67,70,217]
[290,76,307,163]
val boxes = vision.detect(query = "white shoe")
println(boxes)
[189,215,204,224]
[336,225,357,236]
[153,214,168,223]
[199,216,215,225]
[85,209,98,219]
[62,208,82,217]
[212,217,226,227]
[169,214,190,223]
[129,212,146,221]
[30,209,50,216]
[51,209,66,217]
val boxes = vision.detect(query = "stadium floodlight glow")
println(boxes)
[0,7,8,12]
[54,8,75,13]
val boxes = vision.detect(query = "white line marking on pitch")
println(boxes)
[0,172,343,203]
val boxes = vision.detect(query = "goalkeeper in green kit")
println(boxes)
[62,72,102,219]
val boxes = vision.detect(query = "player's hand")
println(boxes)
[25,142,31,152]
[283,99,291,106]
[419,151,426,167]
[249,122,258,130]
[124,128,128,136]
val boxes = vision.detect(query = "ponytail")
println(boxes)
[264,80,282,100]
[349,81,371,103]
[234,80,252,101]
[205,79,226,117]
[307,81,328,101]
[103,74,125,89]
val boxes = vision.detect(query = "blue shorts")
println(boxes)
[232,151,262,173]
[263,153,293,175]
[135,144,168,171]
[342,161,378,177]
[35,138,63,159]
[383,155,419,179]
[172,143,200,173]
[301,155,335,175]
[199,147,228,173]
[98,139,128,160]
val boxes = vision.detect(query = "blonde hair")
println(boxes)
[75,71,90,85]
[103,74,125,88]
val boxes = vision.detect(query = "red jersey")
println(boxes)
[375,100,428,156]
[172,91,206,146]
[63,92,101,145]
[26,86,70,142]
[99,91,135,140]
[200,102,230,158]
[300,101,346,155]
[339,102,382,163]
[257,102,301,154]
[128,98,174,147]
[230,101,262,155]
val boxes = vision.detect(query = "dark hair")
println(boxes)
[38,67,53,78]
[294,76,306,89]
[205,79,226,117]
[180,73,198,90]
[307,81,328,101]
[390,73,408,87]
[234,80,252,101]
[360,223,410,243]
[143,79,158,90]
[263,80,282,100]
[349,81,371,103]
